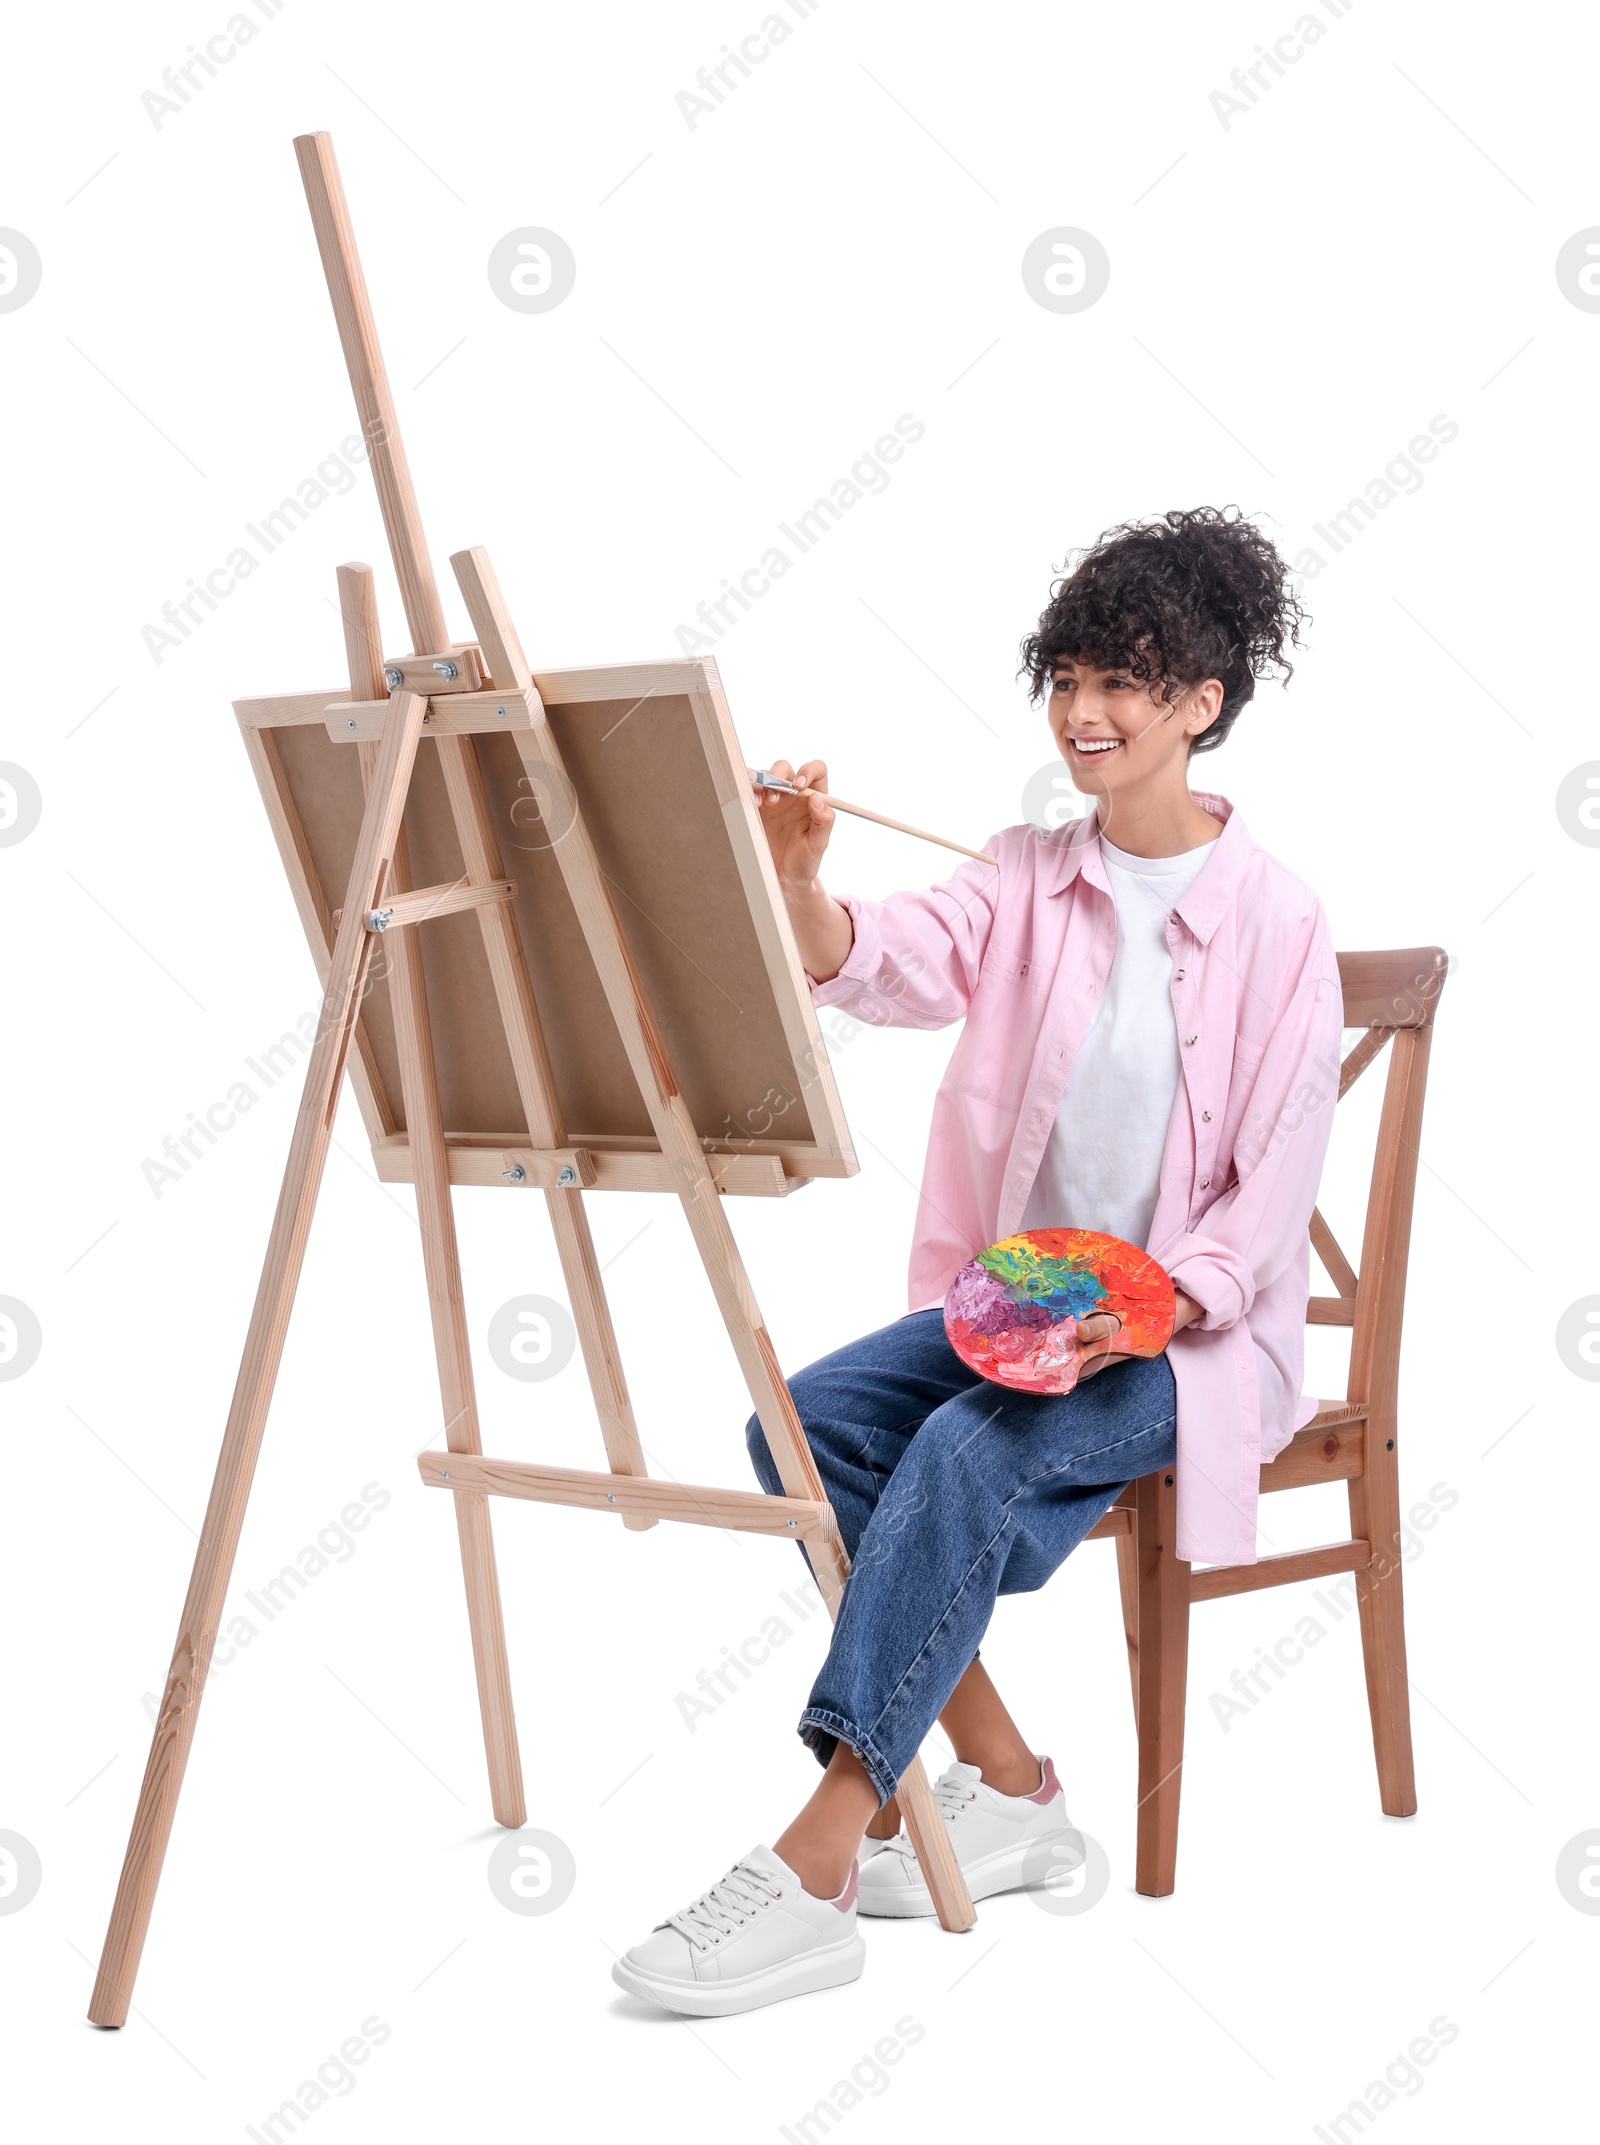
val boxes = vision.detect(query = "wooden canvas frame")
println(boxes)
[88,132,977,2031]
[235,655,859,1197]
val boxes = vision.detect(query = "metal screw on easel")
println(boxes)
[555,1164,579,1187]
[432,660,458,681]
[441,1469,450,1481]
[786,1518,797,1528]
[383,665,404,689]
[502,1164,526,1183]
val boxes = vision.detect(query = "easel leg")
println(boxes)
[341,565,526,1827]
[89,694,428,2027]
[385,866,526,1825]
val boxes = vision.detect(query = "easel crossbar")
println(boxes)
[418,1452,838,1541]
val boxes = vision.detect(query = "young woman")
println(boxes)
[613,508,1345,2017]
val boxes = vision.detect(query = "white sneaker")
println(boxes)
[857,1757,1077,1918]
[611,1846,866,2016]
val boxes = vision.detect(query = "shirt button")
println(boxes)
[1200,1176,1211,1189]
[1202,1109,1212,1122]
[1184,1034,1197,1046]
[1174,968,1186,980]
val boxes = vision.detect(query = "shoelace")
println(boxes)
[665,1860,782,1950]
[878,1771,978,1860]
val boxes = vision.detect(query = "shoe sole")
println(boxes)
[856,1826,1078,1919]
[611,1931,866,2017]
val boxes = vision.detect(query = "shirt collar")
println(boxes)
[1043,788,1253,946]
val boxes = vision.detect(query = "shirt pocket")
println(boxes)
[977,941,1055,994]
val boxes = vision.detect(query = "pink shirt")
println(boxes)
[808,789,1344,1569]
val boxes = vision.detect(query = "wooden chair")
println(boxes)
[1088,945,1449,1894]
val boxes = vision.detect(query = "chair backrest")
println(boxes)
[1308,947,1449,1424]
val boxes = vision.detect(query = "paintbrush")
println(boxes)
[751,771,997,868]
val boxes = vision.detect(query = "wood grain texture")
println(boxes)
[294,134,451,655]
[89,692,428,2028]
[1258,1416,1365,1493]
[234,715,395,1145]
[450,547,532,689]
[1134,1468,1189,1898]
[1187,1539,1372,1603]
[371,1140,803,1196]
[363,878,516,931]
[1344,1022,1431,1816]
[417,1451,837,1540]
[346,570,525,1829]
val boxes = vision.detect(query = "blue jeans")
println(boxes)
[745,1308,1178,1805]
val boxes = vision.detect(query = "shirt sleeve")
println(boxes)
[1160,907,1345,1333]
[806,839,1007,1033]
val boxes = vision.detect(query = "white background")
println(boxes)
[3,0,1594,2137]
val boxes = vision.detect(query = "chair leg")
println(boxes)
[1134,1468,1190,1897]
[1347,1413,1417,1815]
[1113,1493,1140,1730]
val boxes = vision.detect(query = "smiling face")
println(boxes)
[1046,658,1223,799]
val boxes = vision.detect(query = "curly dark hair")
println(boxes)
[1018,507,1306,756]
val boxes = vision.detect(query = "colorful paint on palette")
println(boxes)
[942,1228,1176,1396]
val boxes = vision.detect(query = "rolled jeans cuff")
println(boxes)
[796,1706,898,1806]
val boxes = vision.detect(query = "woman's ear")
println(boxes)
[1183,678,1225,738]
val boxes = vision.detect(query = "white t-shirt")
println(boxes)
[1016,824,1220,1251]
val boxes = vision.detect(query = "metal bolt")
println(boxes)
[383,665,404,689]
[502,1163,526,1183]
[366,907,394,932]
[441,1469,450,1481]
[346,718,357,731]
[1164,1474,1174,1488]
[433,659,459,681]
[1386,1439,1395,1450]
[555,1164,579,1188]
[606,1491,616,1503]
[786,1518,797,1528]
[496,706,506,718]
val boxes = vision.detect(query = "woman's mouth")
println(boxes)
[1069,735,1124,761]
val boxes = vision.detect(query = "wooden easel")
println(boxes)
[88,133,973,2028]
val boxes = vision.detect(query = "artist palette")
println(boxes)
[942,1228,1176,1396]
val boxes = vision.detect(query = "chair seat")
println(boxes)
[1304,1398,1367,1430]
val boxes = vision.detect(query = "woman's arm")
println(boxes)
[757,757,1003,1028]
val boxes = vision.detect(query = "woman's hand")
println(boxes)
[1072,1311,1128,1379]
[755,758,834,889]
[1075,1287,1204,1379]
[755,757,853,982]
